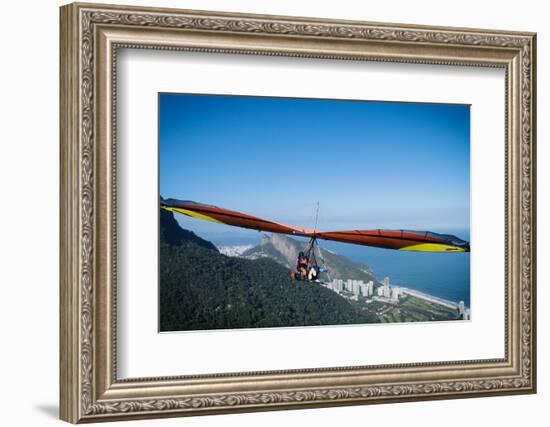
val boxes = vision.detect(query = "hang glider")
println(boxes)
[160,198,470,253]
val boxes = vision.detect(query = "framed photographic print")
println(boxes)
[60,2,537,423]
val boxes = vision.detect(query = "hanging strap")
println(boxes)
[305,238,318,266]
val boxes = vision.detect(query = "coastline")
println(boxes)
[398,287,467,311]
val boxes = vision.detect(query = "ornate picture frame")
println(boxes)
[60,2,536,423]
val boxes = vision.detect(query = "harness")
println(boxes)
[303,237,330,281]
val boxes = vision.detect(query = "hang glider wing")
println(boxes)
[313,229,470,252]
[161,198,314,236]
[161,199,469,253]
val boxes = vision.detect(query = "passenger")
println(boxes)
[308,265,319,282]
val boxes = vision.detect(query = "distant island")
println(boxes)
[160,209,469,332]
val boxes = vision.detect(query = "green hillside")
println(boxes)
[159,209,377,331]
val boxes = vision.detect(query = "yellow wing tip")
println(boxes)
[400,243,467,252]
[162,206,223,224]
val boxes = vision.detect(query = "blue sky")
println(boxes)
[159,93,470,241]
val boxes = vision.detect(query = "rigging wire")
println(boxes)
[303,202,332,283]
[313,201,320,237]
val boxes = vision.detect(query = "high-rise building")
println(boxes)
[458,300,465,317]
[391,287,400,301]
[381,277,392,298]
[367,281,374,297]
[346,279,353,292]
[459,302,470,320]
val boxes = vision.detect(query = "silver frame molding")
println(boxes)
[60,2,537,423]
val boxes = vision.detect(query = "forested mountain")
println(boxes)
[159,208,218,250]
[159,210,377,331]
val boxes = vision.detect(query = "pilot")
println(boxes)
[296,251,309,280]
